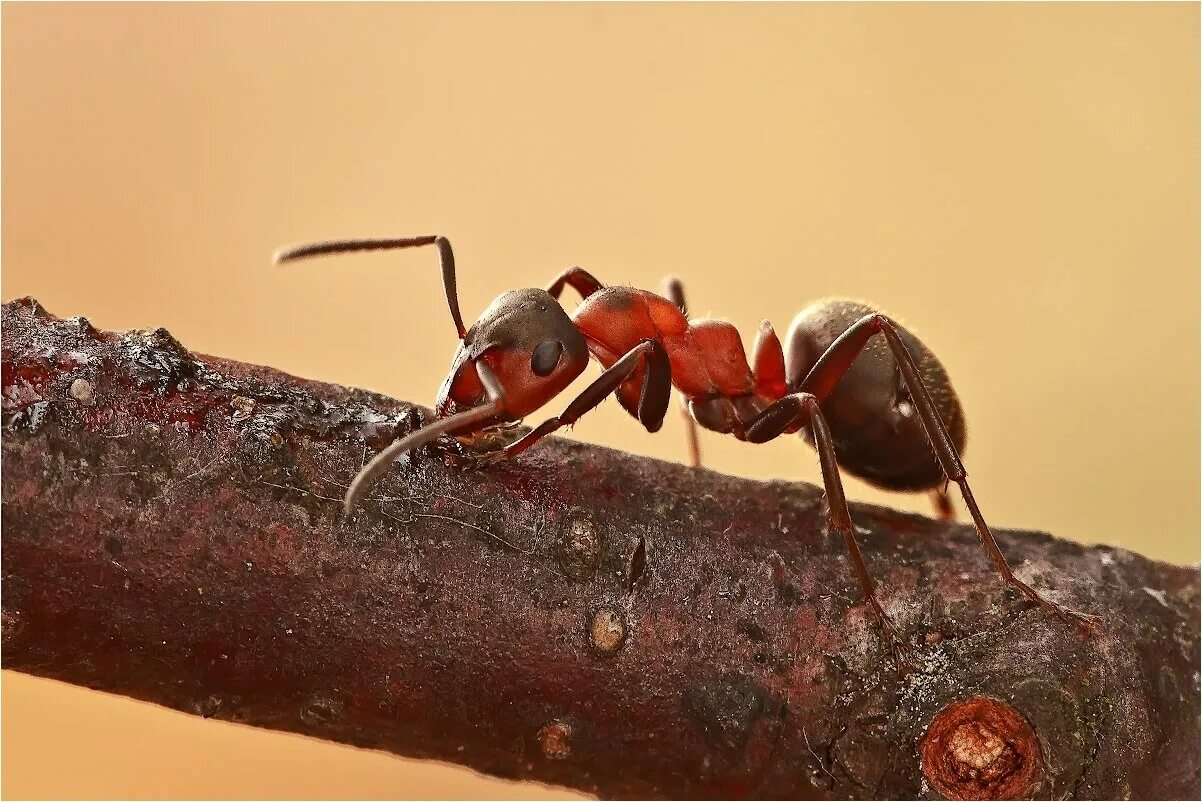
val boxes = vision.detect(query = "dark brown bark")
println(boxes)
[2,296,1198,800]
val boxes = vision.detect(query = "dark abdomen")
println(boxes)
[785,299,967,492]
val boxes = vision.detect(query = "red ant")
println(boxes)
[275,234,1100,653]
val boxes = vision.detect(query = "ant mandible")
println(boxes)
[274,234,1101,648]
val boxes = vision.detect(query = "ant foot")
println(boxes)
[466,449,511,470]
[887,637,917,677]
[1041,599,1103,633]
[445,447,510,471]
[401,405,429,435]
[865,601,915,676]
[393,407,457,463]
[931,489,956,521]
[430,434,475,467]
[1010,579,1103,633]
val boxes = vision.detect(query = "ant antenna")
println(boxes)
[274,235,467,339]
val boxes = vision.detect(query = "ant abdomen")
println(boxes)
[784,299,966,492]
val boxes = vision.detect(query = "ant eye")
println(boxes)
[530,340,563,376]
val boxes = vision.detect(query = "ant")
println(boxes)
[275,234,1100,654]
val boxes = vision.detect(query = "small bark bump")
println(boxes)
[230,395,256,421]
[68,378,94,406]
[590,608,627,653]
[557,513,602,582]
[538,720,573,760]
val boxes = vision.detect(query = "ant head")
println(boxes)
[273,235,590,424]
[436,288,589,421]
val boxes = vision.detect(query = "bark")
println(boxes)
[2,296,1198,800]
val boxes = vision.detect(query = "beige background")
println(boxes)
[2,3,1198,799]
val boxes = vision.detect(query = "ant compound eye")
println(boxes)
[530,340,563,377]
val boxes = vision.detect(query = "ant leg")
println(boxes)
[662,276,702,467]
[487,339,671,462]
[746,392,912,670]
[546,267,605,300]
[798,313,1099,629]
[932,488,956,520]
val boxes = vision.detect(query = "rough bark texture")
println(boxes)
[2,296,1198,800]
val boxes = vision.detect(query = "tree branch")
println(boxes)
[2,296,1197,800]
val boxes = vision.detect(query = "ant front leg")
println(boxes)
[798,312,1100,630]
[746,392,913,671]
[662,276,703,468]
[477,339,672,465]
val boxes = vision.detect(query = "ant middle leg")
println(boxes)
[792,307,1099,629]
[745,391,912,668]
[662,276,703,467]
[931,488,956,521]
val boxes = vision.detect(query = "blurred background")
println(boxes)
[2,3,1197,799]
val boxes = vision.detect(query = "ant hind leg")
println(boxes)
[932,488,956,521]
[746,392,914,672]
[794,308,1100,630]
